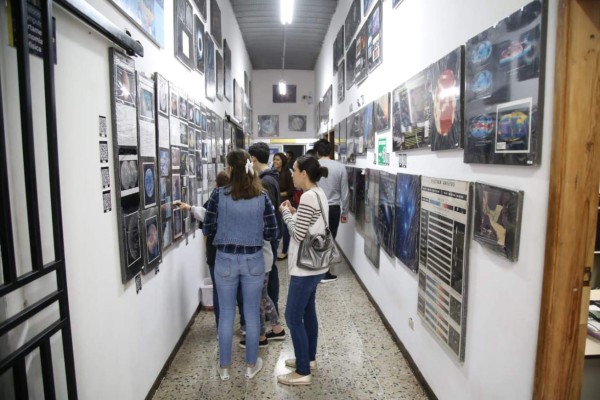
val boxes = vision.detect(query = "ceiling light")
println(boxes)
[279,80,287,96]
[280,0,294,24]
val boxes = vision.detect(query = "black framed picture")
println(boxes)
[174,0,194,69]
[272,84,297,103]
[344,0,361,50]
[210,0,222,48]
[193,16,204,74]
[224,39,232,101]
[204,32,216,101]
[216,50,224,100]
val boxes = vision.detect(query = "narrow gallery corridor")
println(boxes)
[152,258,429,399]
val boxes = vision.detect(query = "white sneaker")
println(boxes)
[216,364,230,381]
[284,358,318,370]
[245,357,264,379]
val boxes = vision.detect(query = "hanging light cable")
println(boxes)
[279,27,287,96]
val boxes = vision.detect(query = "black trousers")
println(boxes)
[328,205,341,239]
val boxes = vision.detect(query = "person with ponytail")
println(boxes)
[277,155,329,386]
[202,150,279,381]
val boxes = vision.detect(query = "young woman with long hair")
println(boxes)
[202,150,279,381]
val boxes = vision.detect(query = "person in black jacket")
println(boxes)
[249,142,283,314]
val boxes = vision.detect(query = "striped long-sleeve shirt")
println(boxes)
[281,186,330,276]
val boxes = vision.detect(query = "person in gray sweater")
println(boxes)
[312,139,349,283]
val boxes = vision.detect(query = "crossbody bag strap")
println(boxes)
[311,190,329,230]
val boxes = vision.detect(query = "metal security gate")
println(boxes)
[0,1,78,398]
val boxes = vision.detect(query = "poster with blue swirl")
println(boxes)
[418,176,471,362]
[394,173,421,272]
[364,169,380,267]
[464,0,545,165]
[377,171,396,257]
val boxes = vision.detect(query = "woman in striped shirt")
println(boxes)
[277,155,329,386]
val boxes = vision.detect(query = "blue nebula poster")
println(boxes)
[394,173,421,272]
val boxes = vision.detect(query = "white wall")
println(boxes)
[0,0,252,399]
[315,0,557,399]
[252,69,316,139]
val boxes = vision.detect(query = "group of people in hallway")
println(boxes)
[179,139,349,385]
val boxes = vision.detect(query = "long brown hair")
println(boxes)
[274,152,288,170]
[225,149,263,200]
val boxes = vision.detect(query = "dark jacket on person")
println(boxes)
[277,167,294,204]
[259,168,283,240]
[203,200,217,266]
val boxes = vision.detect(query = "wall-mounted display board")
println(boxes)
[347,167,355,214]
[156,74,172,252]
[394,173,421,272]
[174,0,194,69]
[374,92,390,133]
[110,49,143,282]
[194,15,205,74]
[223,40,232,101]
[363,102,375,150]
[355,168,366,234]
[320,85,332,128]
[473,182,524,261]
[366,1,382,73]
[392,67,432,151]
[378,171,395,257]
[344,0,361,51]
[354,25,368,85]
[431,47,464,151]
[337,59,345,104]
[233,79,243,122]
[216,50,223,100]
[339,118,347,163]
[109,0,165,47]
[418,176,471,362]
[137,73,160,271]
[205,32,216,101]
[346,112,357,162]
[210,0,222,47]
[464,0,545,165]
[194,0,206,21]
[345,39,356,91]
[364,169,380,267]
[333,25,344,73]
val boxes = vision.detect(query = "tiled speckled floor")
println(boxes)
[152,257,428,400]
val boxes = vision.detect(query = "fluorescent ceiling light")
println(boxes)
[280,0,294,24]
[279,80,287,95]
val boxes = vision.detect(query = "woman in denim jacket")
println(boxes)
[202,150,279,381]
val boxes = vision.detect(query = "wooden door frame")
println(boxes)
[534,0,600,398]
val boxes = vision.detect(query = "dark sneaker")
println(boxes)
[265,329,287,341]
[320,272,338,283]
[239,338,268,349]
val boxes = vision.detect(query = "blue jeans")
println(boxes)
[285,273,325,375]
[215,250,265,366]
[267,240,280,314]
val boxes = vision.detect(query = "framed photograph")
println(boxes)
[464,0,544,165]
[156,73,169,117]
[337,59,345,104]
[234,79,244,121]
[346,39,356,91]
[418,176,472,362]
[344,0,361,50]
[364,169,380,268]
[216,50,224,100]
[288,115,307,132]
[258,115,279,137]
[394,173,421,272]
[119,154,139,198]
[354,24,368,85]
[272,84,297,103]
[173,206,183,240]
[142,162,157,208]
[204,32,216,101]
[473,182,524,261]
[194,0,206,21]
[144,214,160,265]
[109,0,165,47]
[194,16,205,74]
[333,25,344,73]
[431,47,463,151]
[392,66,432,151]
[123,211,142,268]
[363,102,375,151]
[174,0,194,69]
[210,0,222,47]
[378,171,396,257]
[392,0,404,9]
[224,40,232,101]
[374,92,390,133]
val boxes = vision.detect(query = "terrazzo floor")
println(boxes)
[152,257,429,400]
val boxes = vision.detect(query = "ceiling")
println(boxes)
[230,0,339,70]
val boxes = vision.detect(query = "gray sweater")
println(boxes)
[317,158,349,217]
